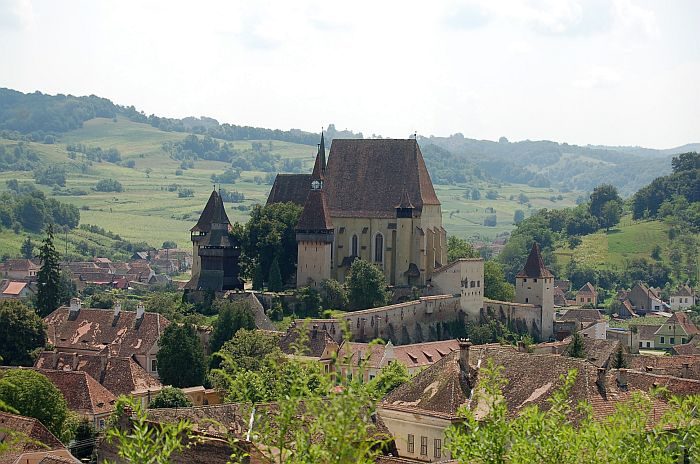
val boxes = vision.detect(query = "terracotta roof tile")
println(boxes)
[44,306,169,358]
[279,323,332,358]
[266,174,311,206]
[38,369,116,416]
[559,308,604,323]
[2,281,27,295]
[0,412,65,463]
[577,282,597,294]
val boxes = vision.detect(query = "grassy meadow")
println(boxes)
[0,117,581,258]
[554,217,671,270]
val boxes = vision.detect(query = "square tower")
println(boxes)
[515,243,554,340]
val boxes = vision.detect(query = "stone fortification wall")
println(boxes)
[481,299,548,341]
[294,295,462,345]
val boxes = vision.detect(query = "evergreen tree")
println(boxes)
[268,257,283,292]
[612,344,627,368]
[210,300,255,354]
[566,332,585,358]
[156,323,206,388]
[252,261,264,290]
[20,236,33,259]
[36,224,62,317]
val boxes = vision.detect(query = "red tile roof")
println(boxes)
[0,412,65,463]
[44,306,169,358]
[38,369,116,416]
[2,281,27,295]
[577,282,597,295]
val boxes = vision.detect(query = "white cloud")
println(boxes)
[572,66,623,89]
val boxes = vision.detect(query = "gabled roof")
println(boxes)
[35,351,162,397]
[0,412,66,462]
[626,354,700,380]
[2,281,27,295]
[663,312,700,336]
[559,308,603,323]
[672,285,695,297]
[190,189,230,232]
[577,282,597,295]
[266,174,311,206]
[324,139,439,218]
[44,306,170,358]
[279,323,332,358]
[0,259,39,272]
[635,324,662,340]
[516,242,554,279]
[39,369,116,416]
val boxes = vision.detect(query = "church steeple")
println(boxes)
[311,133,326,190]
[319,130,326,173]
[299,142,333,231]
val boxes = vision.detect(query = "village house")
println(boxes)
[670,285,697,311]
[38,369,117,430]
[377,341,700,462]
[0,280,36,300]
[321,339,460,382]
[576,282,597,307]
[268,136,446,288]
[0,412,80,464]
[636,324,661,349]
[625,282,665,314]
[43,298,168,379]
[653,311,699,349]
[0,258,39,280]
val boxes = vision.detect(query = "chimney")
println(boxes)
[516,340,526,352]
[69,298,81,315]
[596,367,606,392]
[136,302,145,320]
[682,362,690,378]
[458,338,472,373]
[616,368,628,390]
[113,301,122,318]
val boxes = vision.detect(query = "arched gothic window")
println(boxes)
[351,235,358,256]
[374,233,384,263]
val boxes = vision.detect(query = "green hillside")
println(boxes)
[0,116,581,259]
[554,217,671,270]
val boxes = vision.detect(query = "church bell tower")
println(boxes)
[296,133,334,288]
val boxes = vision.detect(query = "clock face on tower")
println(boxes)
[311,180,321,190]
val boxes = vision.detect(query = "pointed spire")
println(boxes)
[319,130,326,173]
[190,189,230,232]
[516,242,553,278]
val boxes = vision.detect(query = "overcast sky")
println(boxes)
[1,0,698,148]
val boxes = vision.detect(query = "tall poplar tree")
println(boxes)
[36,224,61,317]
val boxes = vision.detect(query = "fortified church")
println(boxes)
[186,135,555,341]
[267,135,446,288]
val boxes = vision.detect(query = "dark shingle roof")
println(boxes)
[578,282,597,295]
[266,174,311,206]
[324,139,439,218]
[636,324,662,340]
[516,243,553,279]
[559,308,604,323]
[279,322,333,358]
[191,190,230,232]
[0,412,66,463]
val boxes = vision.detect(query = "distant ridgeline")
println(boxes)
[0,88,361,146]
[420,135,698,196]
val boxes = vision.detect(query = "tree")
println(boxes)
[0,300,47,366]
[589,184,621,219]
[366,359,409,400]
[611,344,626,368]
[0,369,69,439]
[242,202,303,286]
[513,209,525,224]
[566,332,585,358]
[346,259,389,310]
[447,236,479,262]
[483,261,515,302]
[105,397,194,464]
[72,419,97,459]
[215,329,281,372]
[252,261,264,290]
[268,256,283,292]
[149,387,193,409]
[651,244,662,261]
[94,178,123,192]
[471,188,481,200]
[20,236,33,258]
[162,240,177,249]
[157,323,206,388]
[210,299,255,354]
[320,279,348,310]
[600,200,622,231]
[36,223,62,317]
[296,286,322,317]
